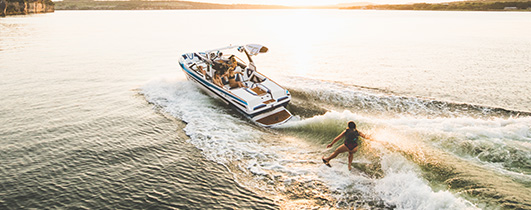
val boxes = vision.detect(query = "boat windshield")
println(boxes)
[209,47,249,66]
[206,45,267,86]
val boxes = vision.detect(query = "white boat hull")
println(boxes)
[178,47,292,127]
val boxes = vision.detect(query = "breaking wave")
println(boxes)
[283,78,530,119]
[280,110,530,209]
[140,75,530,209]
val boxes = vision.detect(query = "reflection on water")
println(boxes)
[1,10,530,209]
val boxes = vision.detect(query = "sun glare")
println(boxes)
[262,10,339,76]
[194,0,352,7]
[189,0,461,7]
[371,129,400,145]
[370,129,415,151]
[369,128,429,163]
[272,0,339,6]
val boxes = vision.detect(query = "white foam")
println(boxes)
[280,109,372,128]
[282,77,438,115]
[375,153,477,210]
[141,80,482,208]
[285,110,480,209]
[286,110,530,170]
[375,171,475,210]
[383,116,531,181]
[382,116,531,143]
[140,77,267,164]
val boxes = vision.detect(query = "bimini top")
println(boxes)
[243,44,268,55]
[205,44,268,56]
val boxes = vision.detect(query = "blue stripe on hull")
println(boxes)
[179,59,290,119]
[179,61,247,106]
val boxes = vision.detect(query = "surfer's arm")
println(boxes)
[327,131,346,148]
[359,132,374,141]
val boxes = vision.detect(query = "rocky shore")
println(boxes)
[1,0,54,17]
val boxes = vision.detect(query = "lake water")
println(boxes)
[1,10,530,209]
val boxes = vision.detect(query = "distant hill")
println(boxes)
[336,2,373,7]
[344,0,531,11]
[49,0,531,11]
[295,2,373,9]
[469,0,528,2]
[54,0,291,10]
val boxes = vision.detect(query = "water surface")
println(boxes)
[1,10,530,209]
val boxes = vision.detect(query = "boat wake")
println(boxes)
[279,78,530,209]
[282,77,530,119]
[140,77,265,164]
[139,77,503,209]
[280,110,530,209]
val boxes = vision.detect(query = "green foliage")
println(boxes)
[346,1,531,11]
[54,0,289,10]
[6,0,25,4]
[5,0,54,5]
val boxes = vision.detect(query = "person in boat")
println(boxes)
[212,60,227,74]
[225,56,245,88]
[322,121,373,171]
[212,54,231,73]
[226,70,245,88]
[228,55,238,69]
[212,70,224,88]
[197,65,206,76]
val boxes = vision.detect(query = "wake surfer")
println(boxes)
[322,121,373,171]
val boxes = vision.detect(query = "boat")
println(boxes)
[178,44,292,127]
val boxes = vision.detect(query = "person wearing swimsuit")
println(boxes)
[212,70,224,88]
[225,56,245,88]
[322,121,372,170]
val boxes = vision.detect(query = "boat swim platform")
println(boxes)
[254,108,292,126]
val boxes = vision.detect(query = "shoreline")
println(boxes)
[51,0,531,12]
[3,0,530,15]
[344,1,531,12]
[0,0,55,17]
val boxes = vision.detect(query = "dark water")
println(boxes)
[1,10,530,209]
[0,11,278,209]
[1,114,275,209]
[0,70,276,209]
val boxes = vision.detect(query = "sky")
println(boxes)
[186,0,461,6]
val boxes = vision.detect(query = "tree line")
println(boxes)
[1,0,54,16]
[345,1,531,11]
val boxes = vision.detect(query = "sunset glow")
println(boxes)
[185,0,462,6]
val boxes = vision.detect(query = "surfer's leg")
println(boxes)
[348,153,353,170]
[324,144,349,163]
[347,147,358,171]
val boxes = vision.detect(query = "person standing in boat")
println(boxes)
[322,121,373,171]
